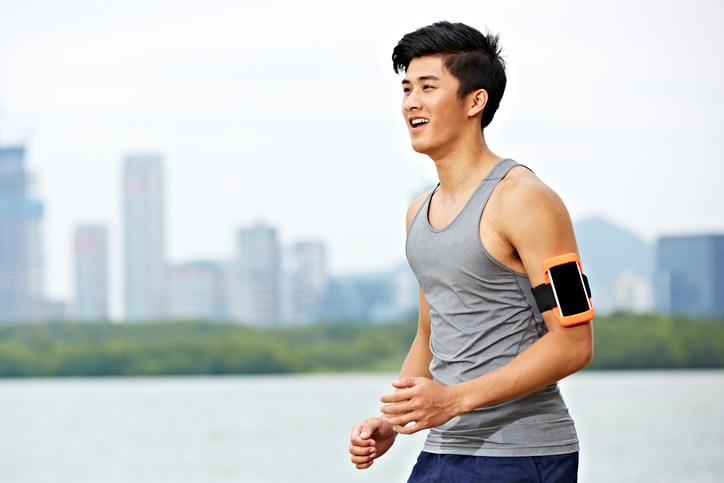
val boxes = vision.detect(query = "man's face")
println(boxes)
[401,56,466,157]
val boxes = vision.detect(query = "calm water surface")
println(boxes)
[1,371,722,482]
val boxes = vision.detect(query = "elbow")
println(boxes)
[579,344,594,370]
[575,332,594,371]
[572,321,594,371]
[565,330,594,373]
[565,345,592,377]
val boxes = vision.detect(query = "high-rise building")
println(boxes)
[656,234,724,318]
[167,260,230,321]
[232,223,281,326]
[0,145,45,322]
[73,224,108,321]
[288,240,328,324]
[122,154,166,322]
[613,270,653,314]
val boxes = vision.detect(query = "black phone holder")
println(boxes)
[532,275,592,314]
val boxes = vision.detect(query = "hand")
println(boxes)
[380,377,460,434]
[348,417,397,470]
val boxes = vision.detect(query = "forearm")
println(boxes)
[452,322,593,413]
[399,333,433,379]
[400,290,434,379]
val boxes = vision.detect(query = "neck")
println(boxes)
[432,137,502,196]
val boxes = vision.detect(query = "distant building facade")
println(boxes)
[73,224,109,321]
[122,154,166,322]
[613,270,653,314]
[320,264,417,323]
[232,223,281,326]
[656,234,724,318]
[286,240,328,324]
[0,145,45,322]
[167,261,230,321]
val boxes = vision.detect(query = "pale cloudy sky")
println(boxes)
[1,0,723,312]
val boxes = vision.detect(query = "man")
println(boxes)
[348,21,594,482]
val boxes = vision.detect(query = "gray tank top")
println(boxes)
[406,158,579,456]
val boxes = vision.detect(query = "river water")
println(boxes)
[1,370,722,482]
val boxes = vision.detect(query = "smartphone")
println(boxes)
[545,253,594,326]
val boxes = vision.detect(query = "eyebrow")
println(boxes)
[401,75,441,85]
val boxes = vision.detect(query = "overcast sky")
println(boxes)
[1,0,723,314]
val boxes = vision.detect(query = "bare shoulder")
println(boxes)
[495,166,568,219]
[483,166,579,278]
[406,188,434,231]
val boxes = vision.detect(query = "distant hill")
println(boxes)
[574,216,654,313]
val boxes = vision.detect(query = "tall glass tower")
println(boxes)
[122,154,166,322]
[232,223,281,326]
[73,224,108,321]
[0,145,44,322]
[290,240,327,324]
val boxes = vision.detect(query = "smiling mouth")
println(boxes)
[410,118,429,128]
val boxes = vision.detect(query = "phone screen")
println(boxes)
[548,261,591,316]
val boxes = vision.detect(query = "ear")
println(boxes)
[467,89,488,117]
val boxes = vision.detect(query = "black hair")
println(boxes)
[392,21,507,129]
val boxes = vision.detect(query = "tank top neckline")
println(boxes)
[424,158,517,233]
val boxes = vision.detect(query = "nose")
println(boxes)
[403,89,421,112]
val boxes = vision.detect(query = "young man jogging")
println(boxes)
[349,21,594,482]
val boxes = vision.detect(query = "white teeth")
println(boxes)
[411,118,428,126]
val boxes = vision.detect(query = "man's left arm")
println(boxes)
[380,173,594,434]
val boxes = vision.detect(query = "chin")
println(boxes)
[410,140,430,155]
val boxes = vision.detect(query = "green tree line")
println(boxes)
[0,315,722,377]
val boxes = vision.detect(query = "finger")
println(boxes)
[381,408,415,429]
[349,424,364,444]
[354,459,374,470]
[391,377,419,389]
[350,436,372,449]
[380,388,413,404]
[350,445,376,469]
[392,420,425,435]
[350,431,375,447]
[380,398,413,416]
[350,453,374,469]
[350,419,379,442]
[349,441,375,457]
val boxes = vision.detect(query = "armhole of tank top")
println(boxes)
[476,163,532,278]
[407,185,438,235]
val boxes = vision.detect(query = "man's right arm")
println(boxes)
[349,288,433,469]
[400,193,434,380]
[348,196,433,469]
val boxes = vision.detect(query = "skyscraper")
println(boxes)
[167,260,230,321]
[122,154,166,322]
[656,234,724,318]
[0,145,45,322]
[289,240,328,324]
[73,224,108,321]
[232,223,281,326]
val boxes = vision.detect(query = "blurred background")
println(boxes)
[0,0,722,323]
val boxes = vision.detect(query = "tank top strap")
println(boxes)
[459,158,522,224]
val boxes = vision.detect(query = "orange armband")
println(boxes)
[531,253,594,327]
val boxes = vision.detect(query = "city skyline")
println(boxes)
[2,145,722,322]
[1,0,723,314]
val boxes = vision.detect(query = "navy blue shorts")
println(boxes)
[406,451,579,482]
